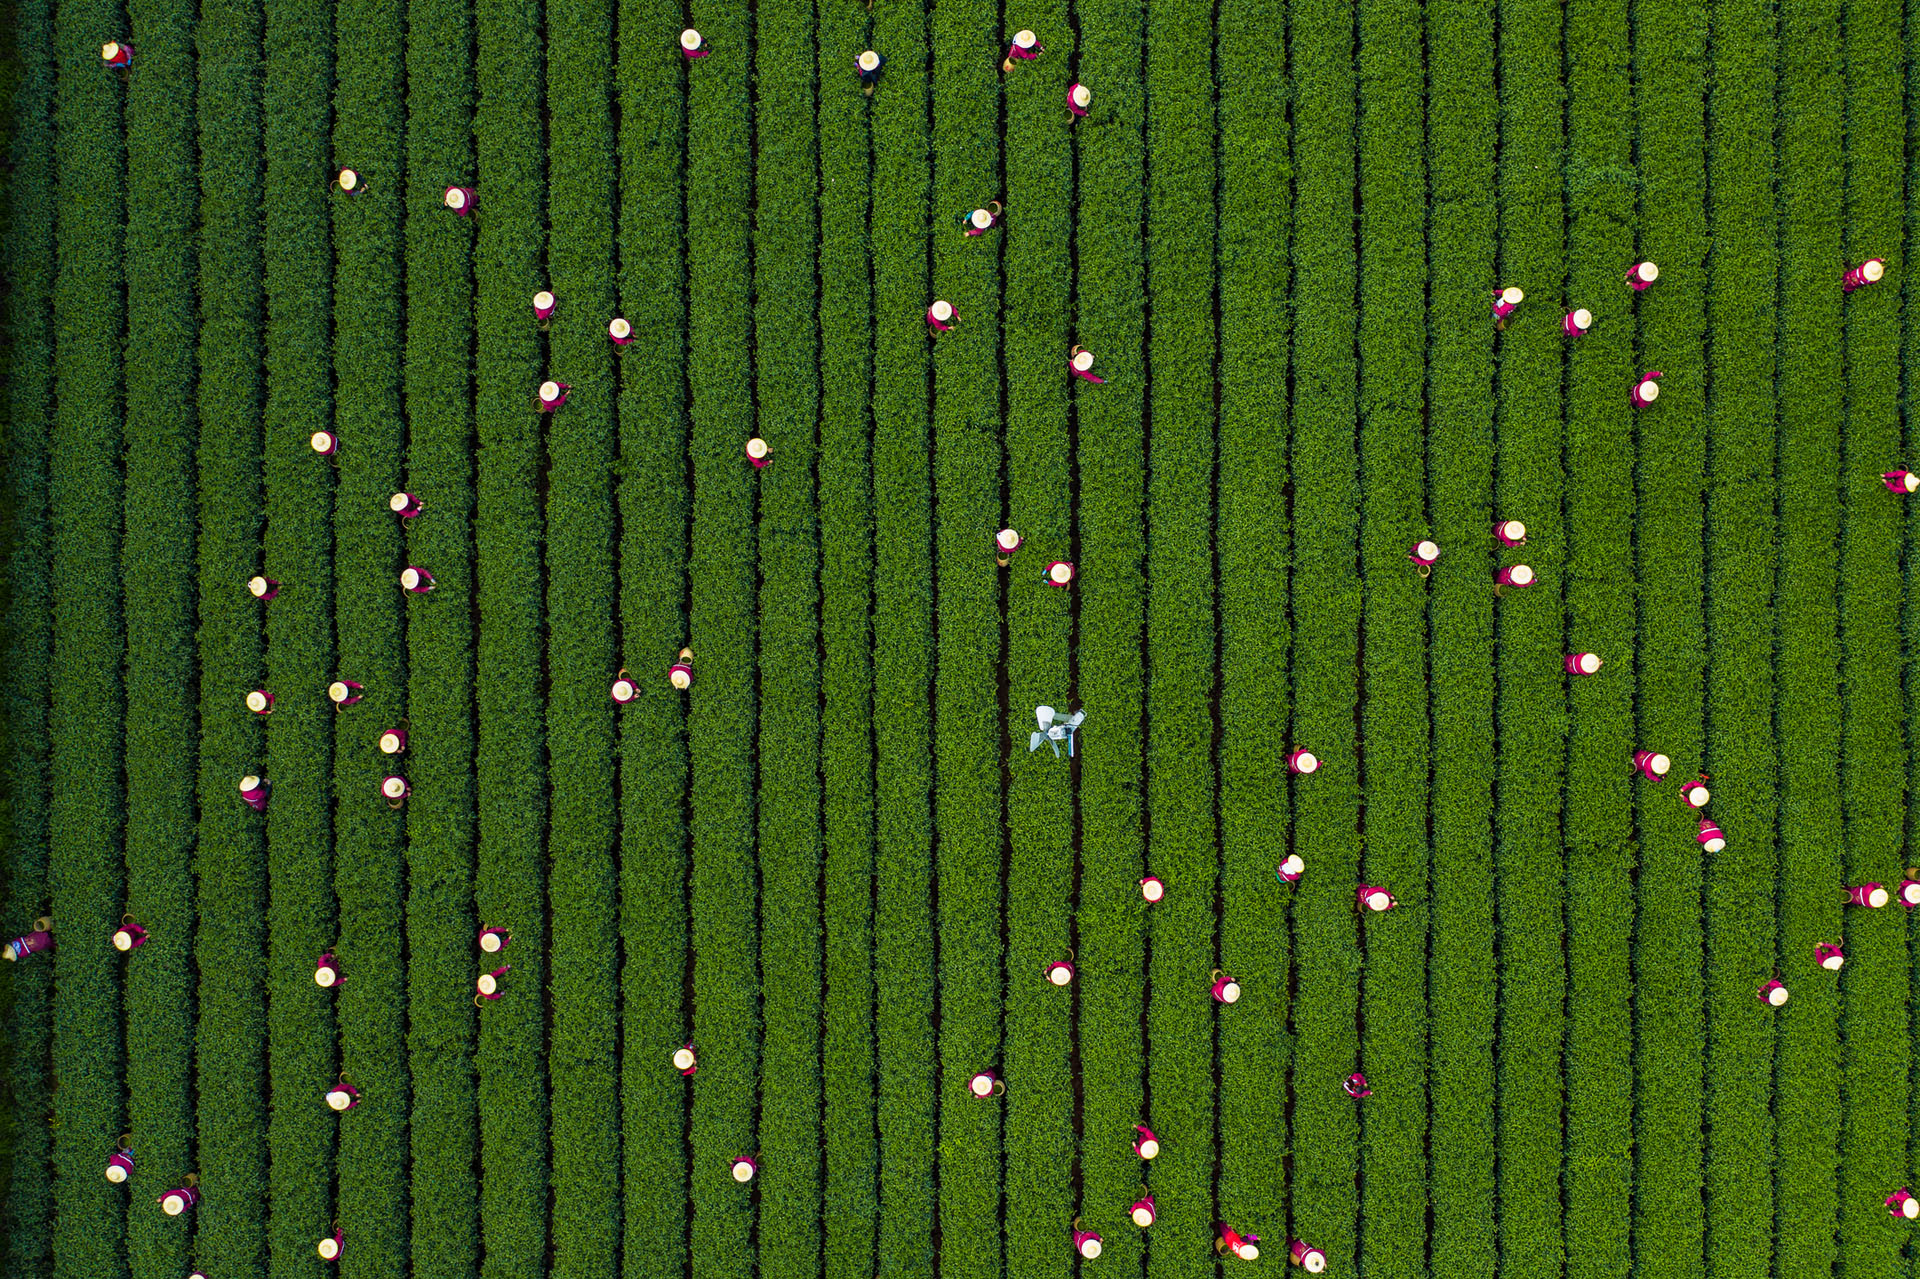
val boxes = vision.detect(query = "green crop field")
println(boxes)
[3,0,1920,1275]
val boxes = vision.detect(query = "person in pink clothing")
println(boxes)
[537,380,569,412]
[1070,346,1105,383]
[1632,371,1663,407]
[311,430,339,456]
[1068,83,1090,118]
[325,1080,361,1111]
[103,41,133,68]
[1494,519,1527,547]
[478,926,511,954]
[382,776,409,807]
[1899,877,1920,908]
[390,492,424,519]
[401,567,435,593]
[112,918,148,952]
[1217,1225,1260,1260]
[1847,882,1890,908]
[963,202,1003,236]
[1626,261,1658,291]
[1845,259,1885,292]
[444,186,476,215]
[1276,853,1304,882]
[1130,1194,1156,1227]
[1358,884,1398,912]
[1133,1125,1159,1159]
[476,965,510,1002]
[333,167,364,195]
[315,950,340,987]
[967,1070,1004,1098]
[1140,874,1165,902]
[239,774,271,811]
[1564,308,1593,336]
[4,920,51,962]
[379,726,408,755]
[1633,750,1670,781]
[532,290,555,324]
[1887,1187,1919,1220]
[246,690,274,714]
[1073,1223,1103,1258]
[731,1155,758,1182]
[680,28,709,58]
[611,669,638,703]
[329,680,364,707]
[1045,956,1075,986]
[1343,1071,1371,1098]
[1757,978,1788,1006]
[1002,29,1042,71]
[609,317,633,345]
[158,1178,200,1216]
[1815,942,1844,971]
[1288,748,1319,775]
[106,1139,135,1183]
[248,575,279,600]
[1566,652,1603,675]
[1882,470,1919,493]
[747,437,772,468]
[1696,819,1725,853]
[1496,564,1535,590]
[1492,286,1523,320]
[1210,970,1241,1003]
[995,528,1021,565]
[318,1228,344,1260]
[675,1043,699,1075]
[1408,539,1440,576]
[1044,560,1075,587]
[1289,1239,1326,1271]
[669,649,695,690]
[927,300,957,333]
[1679,775,1710,808]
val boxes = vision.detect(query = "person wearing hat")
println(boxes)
[675,1043,699,1075]
[1757,978,1789,1006]
[1814,942,1844,971]
[1043,561,1075,587]
[103,41,132,68]
[1072,1223,1103,1258]
[1566,652,1603,675]
[478,926,511,954]
[963,202,1003,236]
[318,1228,344,1260]
[1408,539,1440,576]
[4,919,51,962]
[1069,346,1104,383]
[1845,259,1885,293]
[1492,286,1523,320]
[1696,818,1725,853]
[382,776,409,807]
[532,290,555,324]
[1357,884,1398,912]
[1002,29,1042,71]
[1140,874,1165,901]
[746,437,772,468]
[158,1177,200,1216]
[239,775,271,811]
[731,1156,758,1182]
[246,690,274,715]
[611,669,638,703]
[1679,775,1710,807]
[669,649,694,690]
[1632,371,1663,407]
[444,186,477,215]
[609,317,633,346]
[1217,1225,1260,1261]
[858,49,884,92]
[400,566,435,593]
[333,167,364,194]
[967,1070,1004,1098]
[1899,877,1920,908]
[1133,1125,1159,1159]
[112,918,148,951]
[325,1079,361,1111]
[1288,748,1319,775]
[248,575,279,600]
[1494,519,1527,547]
[1632,750,1670,781]
[1276,853,1304,882]
[994,528,1021,565]
[106,1139,135,1183]
[329,680,364,708]
[1564,308,1593,336]
[1882,470,1919,493]
[1625,261,1658,291]
[1496,564,1535,591]
[311,430,339,456]
[1289,1239,1326,1271]
[927,300,957,333]
[390,491,425,519]
[315,951,340,987]
[537,380,569,412]
[1210,970,1241,1003]
[1045,956,1075,986]
[1886,1188,1919,1220]
[680,28,709,58]
[1067,82,1090,118]
[1343,1071,1371,1098]
[476,965,510,1001]
[379,726,407,755]
[1847,882,1890,908]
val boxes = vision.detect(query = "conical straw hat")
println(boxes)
[1501,287,1523,306]
[859,50,881,71]
[681,28,702,49]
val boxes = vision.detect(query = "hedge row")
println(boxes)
[753,0,824,1271]
[1000,0,1072,1273]
[546,0,620,1265]
[1490,0,1563,1275]
[472,0,550,1264]
[812,0,877,1273]
[1071,0,1148,1263]
[1836,0,1910,1270]
[47,0,130,1270]
[866,0,934,1266]
[1630,0,1709,1272]
[401,0,478,1262]
[614,0,686,1274]
[190,0,270,1267]
[2,0,56,1266]
[261,0,340,1263]
[930,1,1003,1273]
[1214,0,1290,1254]
[1427,2,1497,1274]
[1773,0,1846,1272]
[1563,0,1636,1270]
[685,0,759,1270]
[330,0,411,1264]
[1289,0,1360,1266]
[121,0,199,1270]
[1700,0,1779,1271]
[1355,0,1429,1268]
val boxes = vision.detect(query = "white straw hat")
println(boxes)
[1864,259,1886,282]
[540,380,561,400]
[859,50,881,71]
[747,437,769,459]
[382,777,407,800]
[1501,287,1523,306]
[533,290,554,310]
[1571,308,1592,328]
[400,568,423,589]
[673,1047,696,1070]
[1079,1238,1102,1258]
[1072,84,1090,108]
[971,208,993,229]
[1294,751,1319,773]
[315,964,336,988]
[103,42,123,60]
[1415,540,1439,561]
[1138,1137,1159,1158]
[931,300,954,321]
[327,1088,354,1111]
[1508,564,1535,586]
[1219,980,1240,1003]
[1239,1244,1261,1261]
[1767,984,1789,1006]
[610,317,631,339]
[318,1237,340,1260]
[246,691,270,712]
[969,1074,994,1096]
[995,527,1019,550]
[240,774,261,792]
[338,168,359,190]
[161,1193,190,1215]
[1072,349,1095,371]
[1366,890,1391,911]
[1014,29,1036,47]
[1500,520,1526,541]
[310,431,335,453]
[1636,262,1659,282]
[1131,1205,1154,1226]
[1047,965,1071,986]
[389,492,411,512]
[731,1159,755,1182]
[329,681,352,702]
[1638,380,1660,402]
[477,972,498,994]
[443,187,467,210]
[1050,563,1073,584]
[680,28,702,49]
[379,731,404,754]
[1579,653,1601,674]
[106,1163,128,1183]
[248,576,272,596]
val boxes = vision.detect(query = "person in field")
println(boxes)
[1002,29,1042,71]
[5,919,52,962]
[1068,83,1090,118]
[1625,261,1658,291]
[858,49,884,93]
